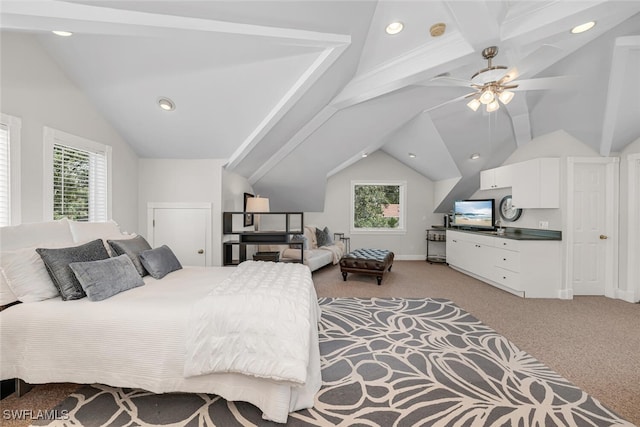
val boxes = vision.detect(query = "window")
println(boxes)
[44,127,111,222]
[0,113,21,226]
[351,181,406,233]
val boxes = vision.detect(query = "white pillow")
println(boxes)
[69,220,122,243]
[0,274,18,306]
[0,218,73,251]
[1,246,60,302]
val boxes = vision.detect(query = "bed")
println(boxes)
[0,220,322,423]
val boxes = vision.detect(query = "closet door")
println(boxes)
[147,203,212,267]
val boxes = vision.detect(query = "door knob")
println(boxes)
[599,235,608,240]
[197,249,204,254]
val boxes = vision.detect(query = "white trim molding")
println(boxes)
[625,153,640,302]
[0,112,22,225]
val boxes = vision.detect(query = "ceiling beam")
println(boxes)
[600,35,640,156]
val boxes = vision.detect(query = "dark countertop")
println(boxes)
[446,227,562,241]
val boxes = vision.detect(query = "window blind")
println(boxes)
[53,143,108,222]
[0,123,9,227]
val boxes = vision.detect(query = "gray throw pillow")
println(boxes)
[315,226,334,247]
[290,234,309,250]
[139,245,182,279]
[107,235,152,276]
[69,254,144,301]
[36,239,110,301]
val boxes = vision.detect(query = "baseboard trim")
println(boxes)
[558,289,573,300]
[394,255,429,261]
[615,288,638,303]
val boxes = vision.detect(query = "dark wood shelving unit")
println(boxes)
[222,212,304,266]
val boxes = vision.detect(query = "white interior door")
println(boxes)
[568,159,618,296]
[147,203,211,267]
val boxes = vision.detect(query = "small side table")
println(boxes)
[333,233,351,253]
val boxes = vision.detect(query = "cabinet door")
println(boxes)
[494,164,513,188]
[480,169,496,190]
[512,158,560,208]
[480,165,513,190]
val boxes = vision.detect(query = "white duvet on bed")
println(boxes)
[0,264,322,423]
[185,261,316,384]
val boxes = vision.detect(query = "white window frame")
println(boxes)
[350,180,406,234]
[43,127,112,221]
[0,112,22,226]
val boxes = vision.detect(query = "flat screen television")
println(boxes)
[452,199,495,230]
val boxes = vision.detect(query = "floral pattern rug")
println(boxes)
[38,298,632,426]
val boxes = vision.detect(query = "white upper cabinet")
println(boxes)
[480,164,513,190]
[511,158,560,208]
[480,158,560,209]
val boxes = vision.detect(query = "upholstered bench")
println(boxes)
[339,249,394,286]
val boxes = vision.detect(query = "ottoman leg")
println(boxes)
[342,272,347,281]
[376,276,382,286]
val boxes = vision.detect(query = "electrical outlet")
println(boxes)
[538,221,549,229]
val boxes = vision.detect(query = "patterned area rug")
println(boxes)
[38,298,632,426]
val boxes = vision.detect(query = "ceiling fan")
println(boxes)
[425,45,573,113]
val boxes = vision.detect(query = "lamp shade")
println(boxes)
[467,98,481,111]
[246,197,270,213]
[486,99,500,112]
[498,90,514,105]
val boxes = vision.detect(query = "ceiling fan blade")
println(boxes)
[419,75,472,88]
[510,75,577,91]
[423,92,478,112]
[499,44,564,84]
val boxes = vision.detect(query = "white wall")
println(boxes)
[618,138,640,301]
[0,33,138,232]
[138,159,225,265]
[306,150,442,259]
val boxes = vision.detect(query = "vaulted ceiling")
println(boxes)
[2,1,639,212]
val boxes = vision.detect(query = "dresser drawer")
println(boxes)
[495,250,520,272]
[494,238,520,252]
[494,267,521,291]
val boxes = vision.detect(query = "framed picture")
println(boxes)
[243,193,254,227]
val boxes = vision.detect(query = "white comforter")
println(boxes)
[185,261,318,384]
[0,264,322,423]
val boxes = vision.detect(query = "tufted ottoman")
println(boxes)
[339,249,394,286]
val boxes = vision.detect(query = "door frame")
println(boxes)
[625,153,640,302]
[147,202,213,267]
[565,157,619,298]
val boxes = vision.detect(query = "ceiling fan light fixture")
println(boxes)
[467,98,481,112]
[571,21,595,34]
[480,89,495,105]
[498,90,515,105]
[486,100,500,112]
[385,21,404,35]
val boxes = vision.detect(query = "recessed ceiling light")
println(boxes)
[158,97,175,111]
[409,153,416,158]
[385,21,404,35]
[361,153,368,158]
[52,30,73,37]
[571,21,595,34]
[470,153,480,160]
